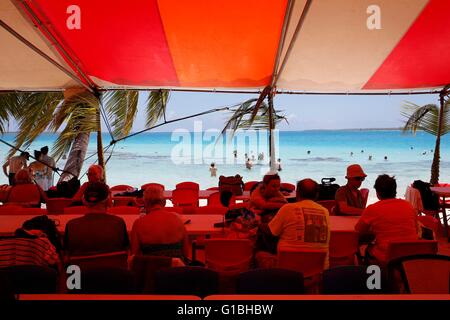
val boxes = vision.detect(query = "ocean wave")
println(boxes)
[289,157,344,162]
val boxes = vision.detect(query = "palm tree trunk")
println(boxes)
[58,132,90,182]
[268,92,276,172]
[430,92,445,185]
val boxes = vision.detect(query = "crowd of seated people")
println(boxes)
[0,163,445,296]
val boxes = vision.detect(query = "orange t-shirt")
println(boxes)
[356,198,418,262]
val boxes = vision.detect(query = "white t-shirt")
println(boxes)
[269,200,330,268]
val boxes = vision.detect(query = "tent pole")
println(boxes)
[19,2,96,89]
[268,91,276,172]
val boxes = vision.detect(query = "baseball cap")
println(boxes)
[346,164,367,178]
[83,182,109,204]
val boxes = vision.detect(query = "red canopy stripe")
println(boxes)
[364,0,450,90]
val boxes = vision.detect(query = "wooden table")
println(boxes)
[429,187,449,240]
[0,214,225,237]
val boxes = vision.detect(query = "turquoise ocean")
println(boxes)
[1,130,450,205]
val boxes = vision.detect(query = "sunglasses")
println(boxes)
[353,177,365,182]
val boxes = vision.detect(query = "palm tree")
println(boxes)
[0,89,169,183]
[221,90,287,170]
[402,93,450,184]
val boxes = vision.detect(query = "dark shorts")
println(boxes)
[8,173,15,186]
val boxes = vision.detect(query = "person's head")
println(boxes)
[345,164,367,189]
[82,182,109,211]
[296,178,319,201]
[143,185,166,212]
[261,173,281,197]
[34,150,41,161]
[14,169,32,185]
[87,164,104,183]
[20,152,29,161]
[374,174,397,200]
[40,146,49,155]
[211,163,215,168]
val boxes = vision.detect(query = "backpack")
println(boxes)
[20,215,62,253]
[412,180,439,211]
[317,177,340,201]
[219,175,244,196]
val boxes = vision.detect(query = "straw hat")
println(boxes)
[346,164,367,178]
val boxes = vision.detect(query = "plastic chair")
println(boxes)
[74,267,136,294]
[175,182,199,191]
[6,184,41,206]
[386,240,438,262]
[141,183,165,191]
[46,198,73,215]
[155,266,219,298]
[360,188,369,207]
[317,200,336,215]
[0,265,58,294]
[108,206,140,215]
[206,187,219,191]
[63,206,88,215]
[207,192,236,207]
[280,183,296,192]
[204,239,252,275]
[172,188,199,207]
[388,254,450,294]
[329,231,359,267]
[322,266,386,294]
[237,268,304,294]
[110,184,134,192]
[277,247,326,279]
[131,255,173,293]
[66,251,128,270]
[243,181,259,191]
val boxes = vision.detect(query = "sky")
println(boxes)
[129,91,439,132]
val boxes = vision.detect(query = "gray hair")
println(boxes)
[143,185,165,208]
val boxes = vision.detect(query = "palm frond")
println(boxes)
[0,93,23,133]
[401,102,441,136]
[146,90,170,128]
[221,98,287,138]
[49,92,99,160]
[5,92,64,158]
[103,90,139,138]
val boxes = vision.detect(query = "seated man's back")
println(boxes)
[65,213,129,256]
[131,209,185,256]
[357,198,418,262]
[269,199,330,268]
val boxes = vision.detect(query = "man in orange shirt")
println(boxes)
[355,174,418,263]
[130,185,186,257]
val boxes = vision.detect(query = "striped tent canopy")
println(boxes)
[1,0,449,93]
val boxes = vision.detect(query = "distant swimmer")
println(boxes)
[361,150,364,153]
[233,150,237,158]
[410,146,414,150]
[350,152,354,157]
[276,158,282,171]
[209,162,217,177]
[422,151,427,155]
[384,156,388,161]
[245,158,253,170]
[307,150,311,155]
[368,155,372,161]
